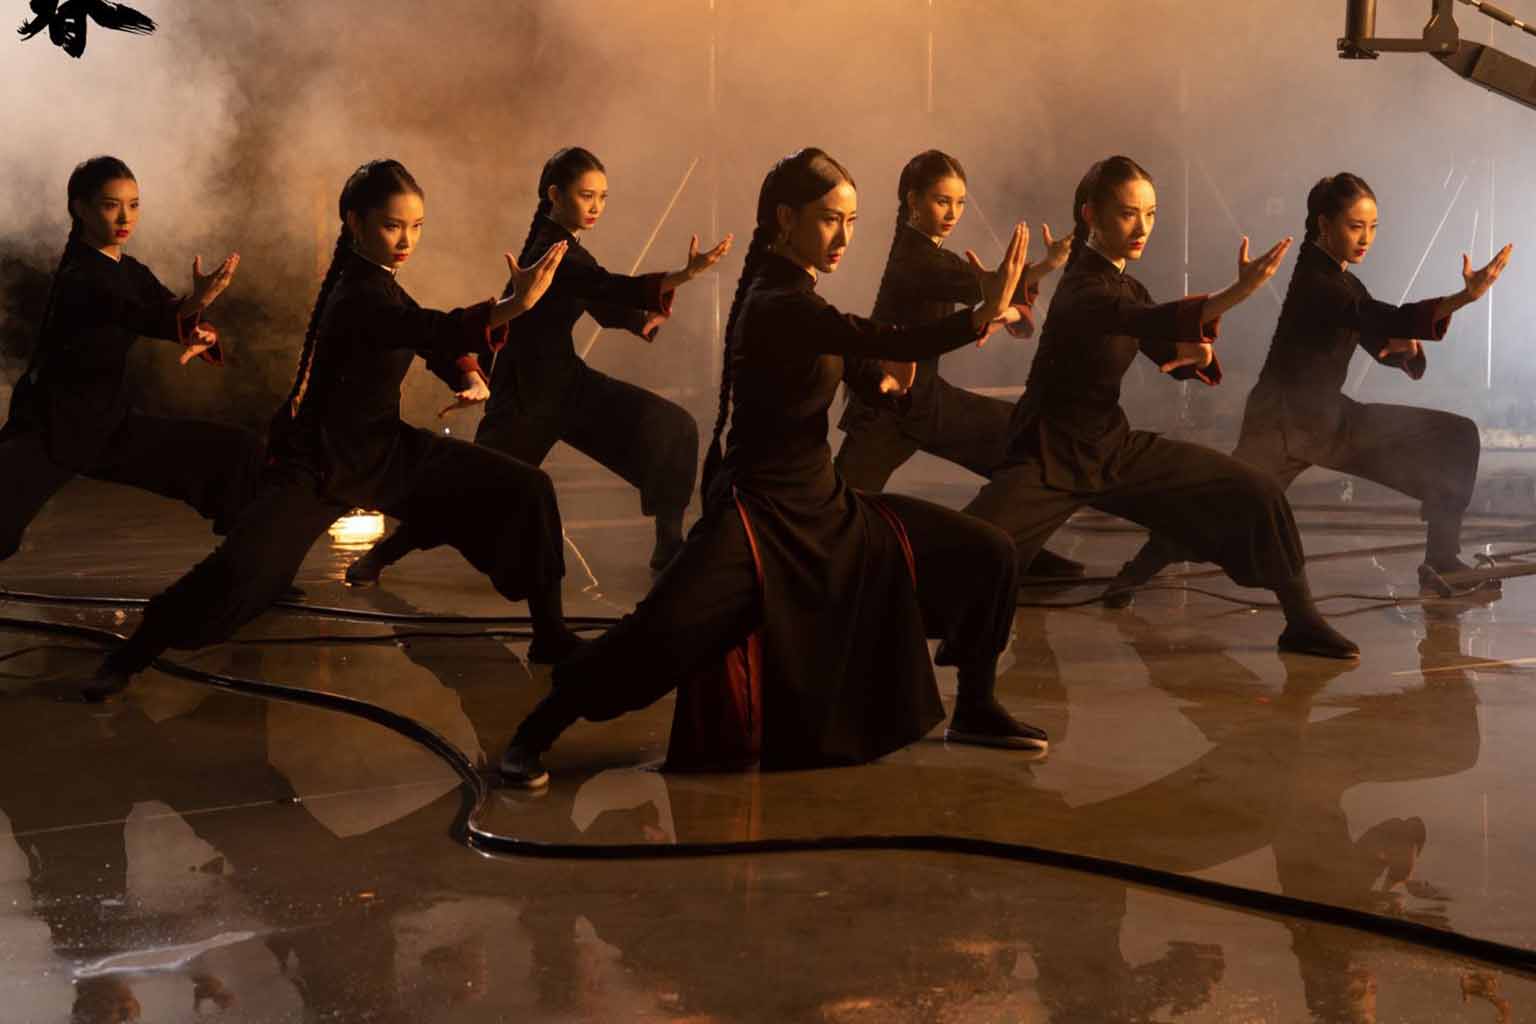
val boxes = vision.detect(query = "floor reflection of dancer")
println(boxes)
[962,155,1360,659]
[501,148,1047,788]
[348,146,732,579]
[1107,172,1513,602]
[0,156,261,565]
[1274,602,1486,1023]
[0,660,490,1023]
[77,159,573,698]
[0,646,301,1023]
[833,149,1083,579]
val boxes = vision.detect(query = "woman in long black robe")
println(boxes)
[81,159,574,697]
[1105,172,1512,600]
[346,147,731,579]
[500,148,1045,788]
[961,156,1359,659]
[834,148,1083,579]
[0,156,260,560]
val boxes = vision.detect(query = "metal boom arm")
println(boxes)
[1340,0,1536,112]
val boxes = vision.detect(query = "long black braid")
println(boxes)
[283,159,424,418]
[518,200,552,265]
[699,147,856,500]
[1065,155,1153,273]
[26,229,75,377]
[699,222,769,498]
[285,228,347,416]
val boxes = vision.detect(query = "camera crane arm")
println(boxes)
[1340,0,1536,110]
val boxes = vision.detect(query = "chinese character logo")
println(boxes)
[18,1,156,59]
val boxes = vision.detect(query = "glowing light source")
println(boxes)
[328,510,386,549]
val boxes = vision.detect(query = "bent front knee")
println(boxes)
[1450,415,1482,459]
[968,519,1019,584]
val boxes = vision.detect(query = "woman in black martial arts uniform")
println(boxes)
[1104,172,1512,601]
[961,156,1360,659]
[0,155,261,561]
[77,159,573,698]
[347,146,732,581]
[500,147,1044,789]
[834,148,1084,579]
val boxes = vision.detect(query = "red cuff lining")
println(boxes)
[179,309,225,367]
[467,298,508,353]
[1004,303,1037,339]
[1195,352,1224,386]
[486,323,509,354]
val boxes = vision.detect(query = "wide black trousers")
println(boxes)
[107,433,565,672]
[479,363,698,519]
[1134,396,1481,568]
[0,414,264,561]
[964,430,1305,590]
[1233,397,1479,528]
[835,380,1011,491]
[515,490,1017,749]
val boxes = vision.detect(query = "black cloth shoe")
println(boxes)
[1101,579,1137,610]
[76,666,132,703]
[344,552,385,588]
[1418,559,1501,594]
[945,698,1049,751]
[1022,548,1086,579]
[527,632,587,667]
[499,741,550,789]
[1101,542,1174,609]
[649,535,686,572]
[1277,621,1360,660]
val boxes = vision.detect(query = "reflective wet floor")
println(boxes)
[4,461,1536,1022]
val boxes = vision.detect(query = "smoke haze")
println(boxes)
[3,0,1536,445]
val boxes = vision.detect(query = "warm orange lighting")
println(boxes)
[328,510,386,549]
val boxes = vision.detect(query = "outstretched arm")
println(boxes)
[1202,235,1293,322]
[659,234,733,292]
[1314,245,1510,344]
[774,224,1031,362]
[489,243,567,329]
[1427,244,1513,324]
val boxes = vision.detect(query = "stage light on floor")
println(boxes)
[329,510,386,549]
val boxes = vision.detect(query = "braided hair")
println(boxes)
[1065,155,1153,272]
[1304,173,1375,243]
[871,149,967,313]
[699,147,855,498]
[284,159,423,416]
[520,147,606,263]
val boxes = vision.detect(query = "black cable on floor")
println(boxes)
[0,586,621,628]
[1017,580,1506,612]
[0,612,1531,976]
